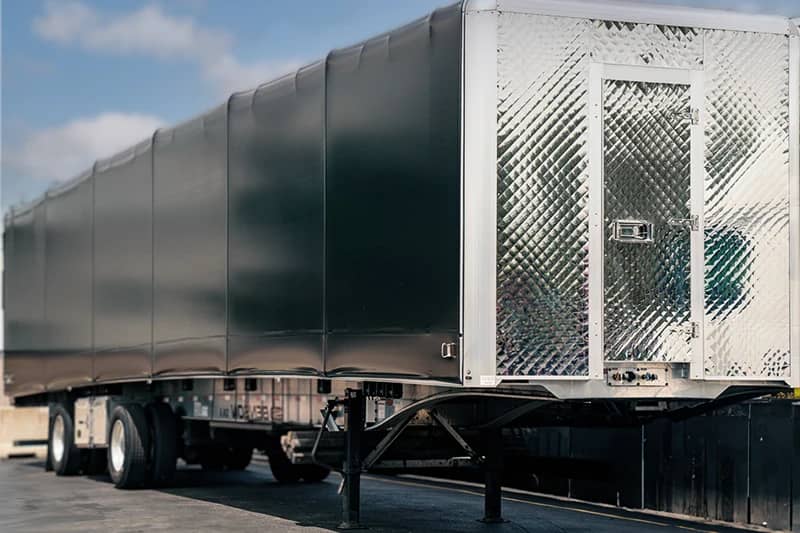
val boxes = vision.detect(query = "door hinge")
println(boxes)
[667,214,699,231]
[690,108,700,125]
[671,322,700,340]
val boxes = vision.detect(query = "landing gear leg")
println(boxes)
[339,388,365,530]
[481,428,506,523]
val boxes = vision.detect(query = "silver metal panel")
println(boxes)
[496,13,793,384]
[590,21,702,70]
[462,9,499,385]
[789,29,799,387]
[703,30,791,378]
[496,13,591,376]
[603,79,692,362]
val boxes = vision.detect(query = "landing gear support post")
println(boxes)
[481,428,505,524]
[339,388,365,530]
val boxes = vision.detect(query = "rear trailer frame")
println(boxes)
[462,0,800,397]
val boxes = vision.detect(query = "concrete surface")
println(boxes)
[0,458,762,533]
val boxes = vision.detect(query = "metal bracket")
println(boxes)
[362,408,484,471]
[667,214,698,231]
[430,409,482,463]
[311,398,341,469]
[362,411,416,471]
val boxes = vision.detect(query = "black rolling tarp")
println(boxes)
[152,105,228,376]
[227,62,325,376]
[3,202,47,397]
[325,4,462,380]
[93,140,153,382]
[43,177,93,390]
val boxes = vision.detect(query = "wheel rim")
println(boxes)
[110,419,126,472]
[51,415,65,463]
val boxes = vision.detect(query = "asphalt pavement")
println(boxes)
[0,458,764,532]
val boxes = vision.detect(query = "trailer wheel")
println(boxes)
[223,446,253,471]
[107,404,150,489]
[44,414,54,472]
[300,464,331,483]
[50,405,81,476]
[147,403,177,486]
[266,449,301,483]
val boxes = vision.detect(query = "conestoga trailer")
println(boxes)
[3,0,799,526]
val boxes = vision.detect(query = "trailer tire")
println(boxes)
[50,405,81,476]
[147,403,177,486]
[224,446,253,471]
[45,415,54,472]
[300,464,331,483]
[267,450,301,483]
[107,404,150,489]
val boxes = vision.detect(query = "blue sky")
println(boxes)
[2,0,798,211]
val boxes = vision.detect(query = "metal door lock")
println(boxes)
[611,220,653,243]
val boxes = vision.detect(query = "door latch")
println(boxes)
[611,220,653,243]
[440,342,458,359]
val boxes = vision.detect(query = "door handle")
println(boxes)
[611,220,653,243]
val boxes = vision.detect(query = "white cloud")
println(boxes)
[32,1,297,95]
[7,113,165,183]
[204,55,302,96]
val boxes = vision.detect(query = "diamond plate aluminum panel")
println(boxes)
[496,13,792,379]
[703,30,791,378]
[603,80,692,362]
[590,21,703,69]
[496,14,592,376]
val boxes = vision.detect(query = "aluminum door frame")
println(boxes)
[587,63,705,379]
[791,27,800,388]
